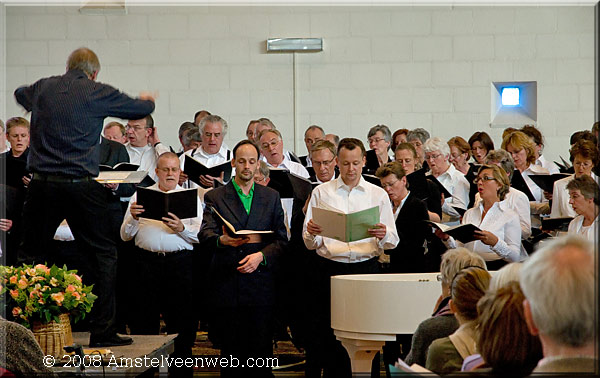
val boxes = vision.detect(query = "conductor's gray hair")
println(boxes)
[199,115,228,137]
[520,235,595,347]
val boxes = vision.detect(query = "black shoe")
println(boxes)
[89,333,133,347]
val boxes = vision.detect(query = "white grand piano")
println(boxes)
[331,273,442,373]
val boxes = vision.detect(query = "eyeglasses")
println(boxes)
[313,158,335,167]
[368,137,385,144]
[380,179,399,189]
[126,124,146,131]
[157,167,180,173]
[473,176,496,184]
[424,153,443,161]
[261,139,280,150]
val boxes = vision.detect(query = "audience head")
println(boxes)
[488,262,523,292]
[502,127,518,140]
[485,149,515,181]
[254,160,270,186]
[337,138,366,188]
[566,175,600,216]
[447,136,471,173]
[407,128,430,163]
[521,125,545,158]
[439,248,487,297]
[520,235,595,352]
[476,282,543,375]
[126,115,154,147]
[375,161,409,205]
[423,137,450,176]
[367,124,392,157]
[232,140,260,185]
[391,128,409,152]
[5,117,30,157]
[325,133,340,148]
[569,140,599,178]
[155,152,181,192]
[311,140,337,183]
[67,47,100,79]
[450,266,491,323]
[468,131,495,164]
[304,125,325,154]
[259,129,284,166]
[476,164,510,202]
[246,120,260,143]
[103,121,127,144]
[394,142,419,173]
[193,110,211,126]
[501,131,536,171]
[570,130,597,147]
[198,115,227,155]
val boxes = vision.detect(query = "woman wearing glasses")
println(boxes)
[435,165,525,270]
[364,124,393,174]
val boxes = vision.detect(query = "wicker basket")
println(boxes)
[32,313,73,357]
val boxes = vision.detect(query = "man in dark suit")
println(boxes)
[13,47,155,347]
[200,140,287,377]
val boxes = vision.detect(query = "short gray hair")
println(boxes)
[199,115,228,137]
[485,149,515,180]
[67,47,100,76]
[520,235,595,347]
[407,128,430,144]
[439,247,487,287]
[257,160,270,178]
[424,136,450,157]
[305,125,325,138]
[367,124,392,143]
[488,262,522,292]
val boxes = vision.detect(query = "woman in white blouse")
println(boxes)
[551,140,599,218]
[502,131,549,227]
[566,175,599,243]
[435,165,524,270]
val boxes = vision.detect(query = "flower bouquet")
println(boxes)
[1,263,97,356]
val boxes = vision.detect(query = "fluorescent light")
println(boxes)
[266,38,323,52]
[501,87,520,106]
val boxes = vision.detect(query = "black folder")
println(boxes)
[528,174,571,194]
[136,187,198,221]
[267,168,312,200]
[5,157,28,188]
[407,168,452,199]
[99,162,139,172]
[541,217,573,232]
[362,174,382,187]
[511,170,536,202]
[183,155,232,188]
[425,221,482,244]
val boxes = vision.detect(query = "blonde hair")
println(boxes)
[501,131,536,165]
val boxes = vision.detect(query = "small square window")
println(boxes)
[501,87,520,106]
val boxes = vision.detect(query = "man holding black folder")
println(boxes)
[199,140,287,377]
[302,138,399,377]
[120,152,201,375]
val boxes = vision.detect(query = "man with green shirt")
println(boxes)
[199,139,288,377]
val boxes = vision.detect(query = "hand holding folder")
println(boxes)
[211,206,273,244]
[311,205,380,242]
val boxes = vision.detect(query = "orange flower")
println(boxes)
[51,292,65,306]
[72,292,81,301]
[9,275,17,284]
[9,289,19,299]
[12,307,22,316]
[17,278,28,289]
[66,284,76,293]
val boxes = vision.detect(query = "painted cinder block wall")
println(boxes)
[3,5,595,161]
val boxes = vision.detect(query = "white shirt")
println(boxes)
[447,200,525,262]
[536,154,559,175]
[474,187,532,239]
[262,155,310,179]
[567,214,598,243]
[303,176,399,263]
[551,173,598,218]
[124,142,170,183]
[393,191,411,220]
[429,164,470,220]
[120,184,202,252]
[180,145,231,189]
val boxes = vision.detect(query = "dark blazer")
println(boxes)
[98,137,136,199]
[388,193,430,273]
[299,155,309,168]
[199,181,288,308]
[465,163,478,208]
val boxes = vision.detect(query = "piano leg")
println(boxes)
[335,336,386,373]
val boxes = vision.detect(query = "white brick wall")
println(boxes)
[3,5,595,164]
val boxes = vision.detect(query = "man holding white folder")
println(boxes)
[302,138,399,377]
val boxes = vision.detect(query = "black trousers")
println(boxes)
[212,305,274,378]
[17,177,117,337]
[305,255,380,378]
[128,248,197,358]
